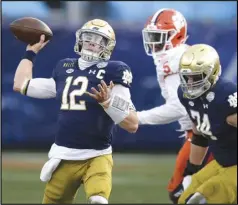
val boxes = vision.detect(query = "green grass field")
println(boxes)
[2,152,177,203]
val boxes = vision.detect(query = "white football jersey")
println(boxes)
[155,44,193,131]
[154,44,189,76]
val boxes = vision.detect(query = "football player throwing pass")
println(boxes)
[13,19,138,204]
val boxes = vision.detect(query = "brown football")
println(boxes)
[10,17,53,45]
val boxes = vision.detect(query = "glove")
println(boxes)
[169,183,184,204]
[169,161,202,203]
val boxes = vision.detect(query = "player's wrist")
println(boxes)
[183,160,202,176]
[23,50,37,63]
[99,97,111,109]
[102,94,130,124]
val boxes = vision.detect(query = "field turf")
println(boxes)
[2,152,177,203]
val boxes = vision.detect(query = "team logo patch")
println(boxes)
[206,92,215,102]
[122,70,133,85]
[228,92,237,108]
[172,12,185,31]
[188,101,194,106]
[96,62,108,68]
[66,68,74,74]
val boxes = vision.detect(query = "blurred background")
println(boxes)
[2,1,237,203]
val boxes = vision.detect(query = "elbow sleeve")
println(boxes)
[25,78,56,99]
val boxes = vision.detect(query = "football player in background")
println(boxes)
[136,9,213,203]
[13,19,138,204]
[177,44,237,204]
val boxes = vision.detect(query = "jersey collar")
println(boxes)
[78,58,98,70]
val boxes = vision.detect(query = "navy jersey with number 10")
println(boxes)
[178,78,237,167]
[52,58,133,150]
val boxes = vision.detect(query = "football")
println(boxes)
[10,17,53,45]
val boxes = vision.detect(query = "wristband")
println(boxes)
[192,133,209,147]
[23,50,36,63]
[103,94,130,124]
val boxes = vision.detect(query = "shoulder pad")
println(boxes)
[105,61,132,88]
[59,58,78,68]
[212,78,237,115]
[96,62,109,69]
[52,58,77,80]
[108,60,130,68]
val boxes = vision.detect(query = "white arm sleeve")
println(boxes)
[111,84,135,110]
[137,74,187,125]
[26,78,56,99]
[101,84,135,124]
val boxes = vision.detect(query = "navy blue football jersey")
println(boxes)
[178,78,237,167]
[52,58,133,150]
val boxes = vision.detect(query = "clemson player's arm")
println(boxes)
[137,74,187,125]
[13,58,56,99]
[226,113,237,128]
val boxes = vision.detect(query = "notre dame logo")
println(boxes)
[122,70,133,86]
[228,92,237,108]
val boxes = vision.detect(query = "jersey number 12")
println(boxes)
[61,76,88,110]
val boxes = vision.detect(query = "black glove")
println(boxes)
[169,183,184,204]
[169,161,202,204]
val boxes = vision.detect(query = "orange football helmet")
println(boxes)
[142,8,188,56]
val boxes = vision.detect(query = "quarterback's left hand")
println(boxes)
[86,80,114,107]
